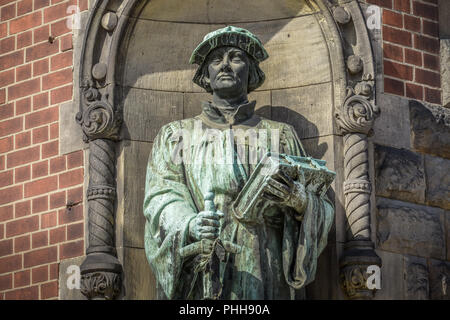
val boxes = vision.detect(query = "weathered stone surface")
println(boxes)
[447,213,450,261]
[410,100,450,159]
[122,247,156,299]
[373,250,405,300]
[60,102,86,155]
[59,256,86,300]
[121,88,183,142]
[439,1,450,40]
[429,259,450,300]
[404,255,429,300]
[376,198,446,260]
[424,155,450,210]
[271,82,334,139]
[441,39,450,107]
[137,0,317,23]
[373,94,411,149]
[374,145,425,205]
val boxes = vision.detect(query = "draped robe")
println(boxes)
[143,101,334,299]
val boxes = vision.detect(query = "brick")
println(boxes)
[26,41,59,62]
[10,12,42,34]
[25,106,58,129]
[49,262,58,280]
[0,274,12,291]
[15,200,31,218]
[50,155,65,174]
[0,238,13,256]
[8,78,40,101]
[383,26,412,47]
[404,48,422,66]
[0,136,13,153]
[79,0,88,11]
[67,222,83,240]
[50,190,65,209]
[34,0,50,10]
[0,103,14,121]
[58,204,82,224]
[367,0,392,8]
[32,230,48,248]
[0,254,22,273]
[32,195,48,213]
[7,145,39,168]
[415,68,440,87]
[32,92,49,111]
[422,20,439,37]
[49,123,58,139]
[0,89,5,104]
[67,150,83,169]
[384,77,404,96]
[50,84,72,104]
[5,285,39,300]
[383,43,403,62]
[14,165,30,183]
[413,1,438,20]
[44,2,72,23]
[15,131,31,149]
[0,185,23,206]
[0,69,15,87]
[425,87,441,104]
[423,53,439,71]
[24,175,58,197]
[24,245,57,268]
[33,24,49,44]
[32,126,49,144]
[0,23,6,38]
[0,224,3,238]
[14,235,30,252]
[405,83,423,100]
[50,18,70,37]
[0,37,15,55]
[59,168,83,188]
[414,34,439,54]
[394,0,410,13]
[6,215,38,237]
[17,31,33,49]
[42,68,72,90]
[0,205,13,222]
[17,0,33,16]
[384,60,413,80]
[60,33,72,51]
[60,239,83,260]
[14,269,30,287]
[32,265,48,284]
[0,170,13,188]
[382,9,402,28]
[42,140,58,158]
[33,58,49,76]
[50,51,72,71]
[1,3,16,21]
[15,97,31,115]
[16,64,32,82]
[0,155,4,171]
[49,226,65,244]
[404,14,420,32]
[41,211,57,229]
[41,280,57,299]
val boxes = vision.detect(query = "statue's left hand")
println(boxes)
[262,171,308,219]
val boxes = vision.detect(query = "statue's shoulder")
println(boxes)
[257,117,295,132]
[158,118,199,135]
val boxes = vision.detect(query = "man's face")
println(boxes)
[206,46,250,96]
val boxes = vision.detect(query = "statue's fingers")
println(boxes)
[262,191,283,202]
[201,210,222,220]
[268,177,290,194]
[200,226,219,234]
[275,170,294,187]
[201,218,220,227]
[265,182,288,199]
[201,232,218,240]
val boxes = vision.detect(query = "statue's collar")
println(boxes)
[200,100,256,126]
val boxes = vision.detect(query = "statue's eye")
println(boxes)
[210,58,222,65]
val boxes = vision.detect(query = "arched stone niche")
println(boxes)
[76,0,381,300]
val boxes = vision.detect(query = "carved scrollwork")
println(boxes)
[336,86,380,135]
[81,271,122,300]
[340,264,372,299]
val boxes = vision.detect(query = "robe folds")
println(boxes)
[143,101,334,300]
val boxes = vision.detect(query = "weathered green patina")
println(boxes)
[143,27,335,300]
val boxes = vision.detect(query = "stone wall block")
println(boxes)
[424,155,450,210]
[429,259,450,300]
[404,255,429,300]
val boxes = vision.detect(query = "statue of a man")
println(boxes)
[143,26,334,300]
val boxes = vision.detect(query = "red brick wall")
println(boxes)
[367,0,442,104]
[0,0,87,299]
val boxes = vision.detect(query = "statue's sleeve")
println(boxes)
[280,124,335,289]
[143,122,197,299]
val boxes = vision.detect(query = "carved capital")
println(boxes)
[336,87,380,135]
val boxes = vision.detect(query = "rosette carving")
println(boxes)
[81,271,122,300]
[336,87,380,135]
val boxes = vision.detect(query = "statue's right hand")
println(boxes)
[188,210,224,241]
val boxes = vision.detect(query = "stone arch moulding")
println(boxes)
[76,0,381,300]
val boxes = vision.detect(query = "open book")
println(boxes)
[232,152,336,222]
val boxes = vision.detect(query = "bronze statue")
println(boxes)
[143,26,335,300]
